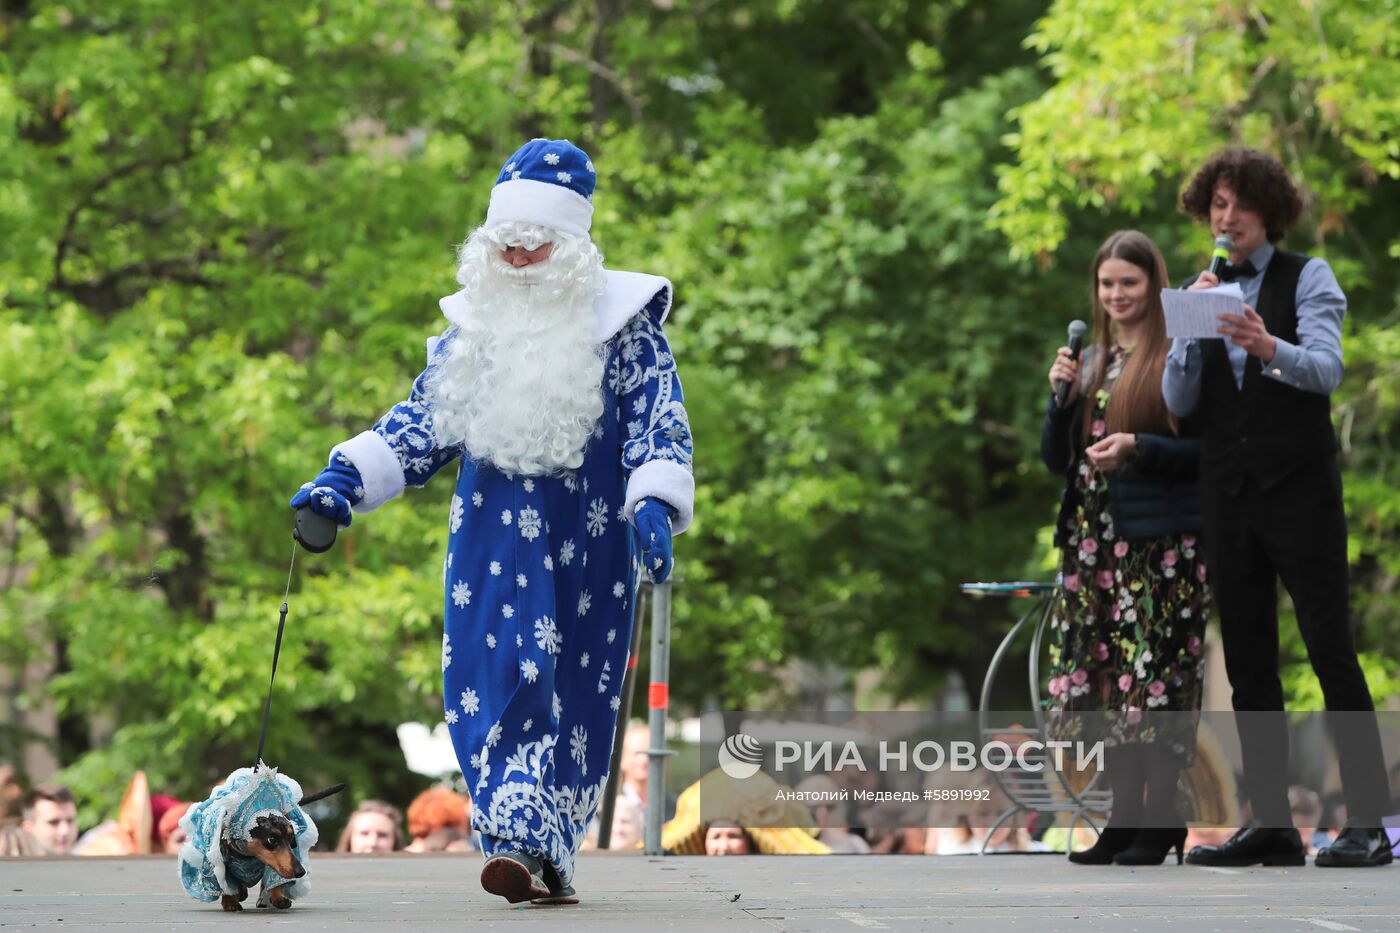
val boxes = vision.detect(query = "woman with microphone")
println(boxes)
[1041,230,1211,866]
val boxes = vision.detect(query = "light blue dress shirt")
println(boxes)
[1162,241,1347,417]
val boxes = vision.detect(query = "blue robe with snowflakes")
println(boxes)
[330,271,693,885]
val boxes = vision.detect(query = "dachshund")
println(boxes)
[178,763,344,912]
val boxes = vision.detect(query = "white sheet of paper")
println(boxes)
[1161,283,1245,339]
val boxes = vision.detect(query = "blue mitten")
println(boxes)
[634,497,676,583]
[289,454,364,528]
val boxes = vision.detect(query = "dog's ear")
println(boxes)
[298,782,348,806]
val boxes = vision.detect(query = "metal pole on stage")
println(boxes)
[643,580,674,856]
[597,584,648,849]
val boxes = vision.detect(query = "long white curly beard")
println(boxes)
[424,223,608,476]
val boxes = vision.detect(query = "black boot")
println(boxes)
[1069,745,1146,865]
[1113,827,1188,865]
[1115,747,1186,865]
[1068,826,1138,865]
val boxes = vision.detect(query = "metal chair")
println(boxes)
[961,581,1111,853]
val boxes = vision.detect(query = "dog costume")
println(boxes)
[178,764,318,904]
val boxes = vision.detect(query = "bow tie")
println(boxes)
[1219,259,1259,282]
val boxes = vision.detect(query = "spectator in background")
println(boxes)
[619,721,677,821]
[1,769,43,857]
[404,787,473,853]
[1388,763,1400,851]
[20,785,78,855]
[704,820,752,856]
[336,800,405,853]
[794,775,869,854]
[863,799,927,855]
[619,722,650,807]
[0,763,24,826]
[925,773,1037,855]
[414,827,472,852]
[158,801,192,855]
[582,794,644,852]
[70,771,170,855]
[662,768,830,855]
[830,761,881,841]
[1289,785,1328,855]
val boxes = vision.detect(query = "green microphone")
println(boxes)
[1209,235,1234,278]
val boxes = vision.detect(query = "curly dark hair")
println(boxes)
[1180,147,1303,243]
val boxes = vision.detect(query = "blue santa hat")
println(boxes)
[485,138,597,238]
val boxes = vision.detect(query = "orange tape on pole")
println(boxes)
[648,682,669,709]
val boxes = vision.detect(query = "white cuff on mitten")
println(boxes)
[332,431,405,513]
[623,460,694,535]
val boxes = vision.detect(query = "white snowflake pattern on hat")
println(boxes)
[487,139,595,237]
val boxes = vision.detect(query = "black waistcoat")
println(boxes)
[1198,249,1337,493]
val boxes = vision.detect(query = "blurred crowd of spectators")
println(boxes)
[6,722,1396,859]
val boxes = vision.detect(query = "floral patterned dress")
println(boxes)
[1045,346,1210,761]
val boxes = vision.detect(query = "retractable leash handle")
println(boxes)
[293,507,338,553]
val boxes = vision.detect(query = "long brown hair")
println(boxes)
[1079,230,1177,442]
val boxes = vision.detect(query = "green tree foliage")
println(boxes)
[3,0,1397,823]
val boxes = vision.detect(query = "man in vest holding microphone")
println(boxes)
[1163,147,1393,868]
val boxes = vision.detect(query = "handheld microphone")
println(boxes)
[1054,319,1088,409]
[1208,235,1234,279]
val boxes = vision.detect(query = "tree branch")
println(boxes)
[548,41,646,125]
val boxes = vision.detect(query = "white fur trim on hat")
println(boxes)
[486,178,593,238]
[624,459,694,535]
[332,430,405,513]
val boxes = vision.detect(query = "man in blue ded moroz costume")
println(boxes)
[291,139,694,904]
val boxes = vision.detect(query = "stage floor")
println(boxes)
[2,852,1396,931]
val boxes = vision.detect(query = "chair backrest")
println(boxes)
[979,729,1111,814]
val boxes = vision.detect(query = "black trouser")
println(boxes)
[1203,457,1392,826]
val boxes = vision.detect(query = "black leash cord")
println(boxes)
[255,541,298,768]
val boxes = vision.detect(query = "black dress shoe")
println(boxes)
[1114,827,1188,866]
[1184,825,1306,867]
[1068,826,1137,865]
[1315,826,1395,868]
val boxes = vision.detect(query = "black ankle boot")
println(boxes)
[1113,827,1188,866]
[1068,826,1138,865]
